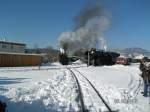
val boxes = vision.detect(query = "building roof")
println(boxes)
[0,41,26,46]
[0,52,45,56]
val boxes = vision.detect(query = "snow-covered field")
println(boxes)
[0,63,149,112]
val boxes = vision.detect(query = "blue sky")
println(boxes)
[0,0,149,50]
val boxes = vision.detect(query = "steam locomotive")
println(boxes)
[84,48,120,66]
[58,52,69,65]
[58,48,120,66]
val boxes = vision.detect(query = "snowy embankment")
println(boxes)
[0,63,149,112]
[0,67,80,112]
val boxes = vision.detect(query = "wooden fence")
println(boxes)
[0,53,42,67]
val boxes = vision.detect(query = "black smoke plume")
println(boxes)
[58,1,110,53]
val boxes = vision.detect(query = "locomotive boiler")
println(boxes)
[58,48,69,65]
[84,48,120,66]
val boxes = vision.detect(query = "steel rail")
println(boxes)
[67,68,87,112]
[70,67,118,112]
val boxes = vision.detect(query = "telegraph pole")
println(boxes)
[87,50,90,67]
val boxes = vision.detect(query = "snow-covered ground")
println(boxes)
[0,63,149,112]
[74,64,150,112]
[0,67,80,112]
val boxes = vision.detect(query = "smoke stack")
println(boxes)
[58,1,110,53]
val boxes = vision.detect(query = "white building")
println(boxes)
[0,41,26,53]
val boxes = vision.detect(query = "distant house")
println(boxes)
[0,41,26,53]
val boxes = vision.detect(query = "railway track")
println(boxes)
[67,67,118,112]
[66,68,87,112]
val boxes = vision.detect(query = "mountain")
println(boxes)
[122,47,148,54]
[111,47,150,58]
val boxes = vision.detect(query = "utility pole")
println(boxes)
[87,50,90,67]
[149,81,150,106]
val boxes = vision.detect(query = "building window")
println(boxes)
[11,45,14,49]
[2,44,7,48]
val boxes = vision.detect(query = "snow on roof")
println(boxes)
[73,59,83,64]
[0,40,26,46]
[0,52,44,56]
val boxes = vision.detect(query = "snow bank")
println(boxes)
[73,59,84,64]
[0,69,80,112]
